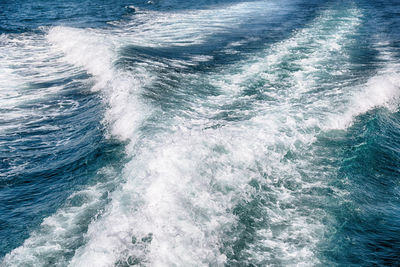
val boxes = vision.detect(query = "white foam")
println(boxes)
[5,1,400,266]
[47,26,151,141]
[47,27,114,90]
[1,25,149,266]
[326,46,400,129]
[67,5,367,266]
[4,1,293,264]
[110,0,292,48]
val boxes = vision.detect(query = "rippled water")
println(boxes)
[1,0,400,266]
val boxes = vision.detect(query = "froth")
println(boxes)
[5,1,400,266]
[69,5,365,266]
[326,47,400,129]
[47,27,114,90]
[47,26,151,141]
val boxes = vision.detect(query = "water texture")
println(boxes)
[1,0,400,266]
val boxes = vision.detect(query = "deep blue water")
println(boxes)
[1,0,400,266]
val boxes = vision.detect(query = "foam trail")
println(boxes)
[3,1,282,265]
[205,8,400,264]
[110,0,291,48]
[69,5,368,267]
[202,7,365,264]
[2,26,148,266]
[5,1,400,266]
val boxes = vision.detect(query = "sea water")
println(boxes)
[1,0,400,265]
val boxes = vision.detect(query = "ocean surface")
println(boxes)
[1,0,400,266]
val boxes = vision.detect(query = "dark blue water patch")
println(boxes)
[344,0,400,78]
[0,0,142,33]
[358,0,400,56]
[319,109,400,266]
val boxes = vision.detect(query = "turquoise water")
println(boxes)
[1,0,400,265]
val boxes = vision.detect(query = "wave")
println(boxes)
[67,4,362,266]
[326,40,400,129]
[3,1,400,266]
